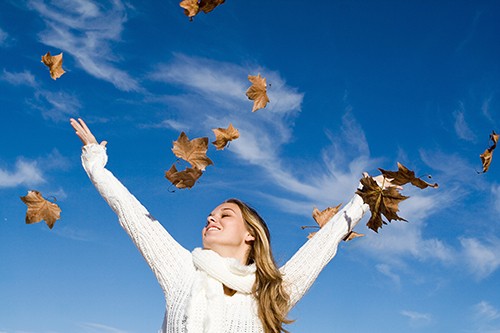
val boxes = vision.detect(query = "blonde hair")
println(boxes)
[225,199,292,333]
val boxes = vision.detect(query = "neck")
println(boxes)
[204,245,249,265]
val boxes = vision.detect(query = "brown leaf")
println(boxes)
[312,204,342,228]
[165,164,203,189]
[199,0,225,13]
[343,231,365,242]
[179,0,199,20]
[379,162,438,189]
[41,52,65,80]
[480,130,498,173]
[20,190,61,229]
[212,123,240,150]
[172,132,213,171]
[246,74,270,112]
[356,175,409,232]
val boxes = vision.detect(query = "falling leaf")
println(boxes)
[165,164,203,189]
[302,204,341,239]
[343,231,365,242]
[20,190,61,229]
[199,0,225,13]
[212,123,240,150]
[172,132,213,171]
[379,162,438,189]
[41,51,65,80]
[179,0,199,20]
[479,130,498,173]
[356,175,409,232]
[246,73,270,112]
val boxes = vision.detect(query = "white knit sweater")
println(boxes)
[81,143,369,333]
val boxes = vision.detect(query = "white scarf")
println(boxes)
[186,248,256,333]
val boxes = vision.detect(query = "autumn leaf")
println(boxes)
[165,164,203,189]
[172,132,213,171]
[479,130,498,173]
[302,204,341,239]
[199,0,225,13]
[246,73,270,112]
[179,0,199,20]
[20,190,61,229]
[356,175,408,232]
[41,51,65,80]
[344,231,364,242]
[379,162,438,189]
[212,123,240,150]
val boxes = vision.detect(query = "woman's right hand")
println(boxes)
[70,118,107,147]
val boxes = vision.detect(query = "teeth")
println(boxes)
[207,227,219,231]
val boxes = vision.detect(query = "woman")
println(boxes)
[70,117,375,333]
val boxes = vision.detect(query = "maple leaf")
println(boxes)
[179,0,200,20]
[41,51,65,80]
[344,231,365,242]
[199,0,225,13]
[479,130,498,173]
[379,162,438,189]
[212,123,240,150]
[356,175,408,232]
[20,190,61,229]
[246,74,270,112]
[165,164,203,189]
[172,132,213,171]
[302,204,341,239]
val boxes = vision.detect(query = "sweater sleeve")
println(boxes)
[81,143,194,297]
[279,193,369,308]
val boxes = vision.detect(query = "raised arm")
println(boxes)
[70,118,194,297]
[279,192,368,307]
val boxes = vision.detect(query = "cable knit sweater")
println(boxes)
[81,143,369,333]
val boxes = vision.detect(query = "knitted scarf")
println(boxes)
[186,248,256,333]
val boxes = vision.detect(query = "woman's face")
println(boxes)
[202,202,255,252]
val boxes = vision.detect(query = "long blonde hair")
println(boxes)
[225,199,292,333]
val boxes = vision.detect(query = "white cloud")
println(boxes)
[0,160,45,188]
[376,263,401,287]
[453,104,476,142]
[400,310,432,327]
[1,69,37,87]
[460,237,500,280]
[79,322,129,333]
[492,184,500,213]
[0,27,9,46]
[139,119,191,132]
[27,0,139,91]
[474,301,500,321]
[30,90,81,121]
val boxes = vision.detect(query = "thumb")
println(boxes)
[100,140,108,147]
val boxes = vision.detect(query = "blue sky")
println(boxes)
[1,0,499,332]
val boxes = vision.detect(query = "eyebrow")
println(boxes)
[208,207,236,216]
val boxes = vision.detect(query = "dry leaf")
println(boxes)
[41,52,65,80]
[172,132,213,171]
[20,190,61,229]
[343,231,365,242]
[356,175,408,232]
[179,0,200,20]
[246,74,270,112]
[479,130,498,173]
[379,162,438,189]
[199,0,225,13]
[303,204,341,239]
[212,123,240,150]
[165,164,203,189]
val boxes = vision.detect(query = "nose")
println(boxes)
[206,215,216,226]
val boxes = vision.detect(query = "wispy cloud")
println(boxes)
[0,159,45,188]
[453,103,477,142]
[474,301,500,321]
[27,0,139,91]
[1,69,36,87]
[0,27,9,47]
[1,69,81,121]
[376,263,401,287]
[79,322,129,333]
[492,184,500,213]
[460,237,500,280]
[400,310,432,327]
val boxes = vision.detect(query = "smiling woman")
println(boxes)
[70,117,373,333]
